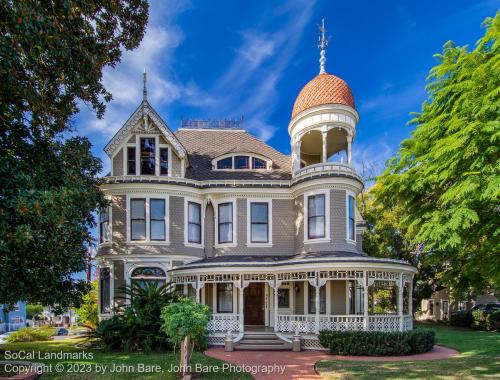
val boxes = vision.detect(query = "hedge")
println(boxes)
[450,310,500,331]
[318,328,436,356]
[7,326,55,343]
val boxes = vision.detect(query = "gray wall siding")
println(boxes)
[171,151,182,177]
[331,280,347,314]
[205,203,215,258]
[295,190,359,254]
[213,198,295,256]
[112,149,123,176]
[294,281,305,314]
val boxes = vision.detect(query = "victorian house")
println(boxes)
[97,23,416,350]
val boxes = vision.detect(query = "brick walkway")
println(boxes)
[204,345,458,379]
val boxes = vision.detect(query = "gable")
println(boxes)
[104,101,187,160]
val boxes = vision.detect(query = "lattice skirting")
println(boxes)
[281,334,328,351]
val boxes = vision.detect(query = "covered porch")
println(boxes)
[171,257,415,346]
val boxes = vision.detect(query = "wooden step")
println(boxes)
[239,339,284,345]
[236,344,290,350]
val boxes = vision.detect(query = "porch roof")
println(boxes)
[171,251,414,272]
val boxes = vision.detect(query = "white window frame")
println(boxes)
[303,190,330,244]
[184,197,205,248]
[121,135,173,177]
[214,198,237,248]
[98,204,112,246]
[346,190,356,244]
[126,194,170,244]
[212,153,272,171]
[246,198,273,247]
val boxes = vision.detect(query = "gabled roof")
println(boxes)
[104,101,187,159]
[175,128,292,180]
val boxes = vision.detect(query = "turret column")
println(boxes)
[347,135,352,165]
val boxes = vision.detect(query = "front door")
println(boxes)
[244,282,265,325]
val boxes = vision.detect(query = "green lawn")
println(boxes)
[0,339,251,379]
[317,324,500,379]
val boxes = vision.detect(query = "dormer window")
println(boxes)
[235,156,249,169]
[213,153,272,171]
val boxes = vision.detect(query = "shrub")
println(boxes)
[472,310,488,330]
[91,282,177,351]
[450,310,473,328]
[318,328,436,356]
[7,326,55,343]
[486,310,500,331]
[76,280,99,328]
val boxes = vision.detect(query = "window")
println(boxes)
[253,157,267,169]
[12,316,24,324]
[131,267,166,289]
[218,202,233,244]
[348,195,355,240]
[100,268,111,313]
[308,194,325,239]
[278,288,290,308]
[458,301,467,311]
[127,147,136,175]
[130,199,146,240]
[308,285,326,314]
[99,206,111,243]
[429,300,434,315]
[217,157,233,169]
[217,283,233,313]
[234,155,249,169]
[150,199,166,241]
[160,148,169,175]
[250,202,269,243]
[140,138,155,175]
[188,202,202,244]
[12,303,20,312]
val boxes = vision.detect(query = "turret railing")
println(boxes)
[294,162,360,180]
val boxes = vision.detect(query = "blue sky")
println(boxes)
[76,0,499,175]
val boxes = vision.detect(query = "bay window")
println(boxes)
[130,199,146,240]
[188,202,202,244]
[150,199,166,241]
[99,206,111,243]
[348,195,355,240]
[308,284,326,314]
[307,194,325,239]
[218,202,233,244]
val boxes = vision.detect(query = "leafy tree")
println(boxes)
[76,280,99,328]
[26,304,44,320]
[161,298,210,379]
[0,1,149,307]
[374,13,500,294]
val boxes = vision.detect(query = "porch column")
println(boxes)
[273,279,280,332]
[363,271,369,331]
[322,130,328,163]
[346,135,352,165]
[239,285,244,333]
[398,276,404,331]
[314,273,320,334]
[294,140,302,174]
[409,279,413,316]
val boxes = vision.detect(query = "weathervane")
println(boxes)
[318,18,328,74]
[143,67,147,101]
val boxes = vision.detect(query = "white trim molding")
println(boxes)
[303,189,331,244]
[346,189,357,245]
[246,198,273,247]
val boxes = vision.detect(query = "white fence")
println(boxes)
[319,315,365,331]
[276,315,316,333]
[368,315,401,332]
[207,314,239,332]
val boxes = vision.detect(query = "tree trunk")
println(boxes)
[180,335,192,380]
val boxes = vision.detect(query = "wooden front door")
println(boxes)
[244,282,265,325]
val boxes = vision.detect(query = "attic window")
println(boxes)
[213,154,271,171]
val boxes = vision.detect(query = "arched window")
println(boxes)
[213,154,271,170]
[131,267,167,288]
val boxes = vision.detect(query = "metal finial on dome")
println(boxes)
[318,18,328,74]
[143,68,147,101]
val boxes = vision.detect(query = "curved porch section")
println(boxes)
[170,251,417,347]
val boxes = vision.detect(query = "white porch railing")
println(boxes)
[403,315,413,331]
[319,315,365,331]
[276,315,316,333]
[0,323,25,332]
[294,162,360,180]
[276,314,412,334]
[368,315,401,332]
[207,314,239,332]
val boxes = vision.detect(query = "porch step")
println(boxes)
[235,332,292,351]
